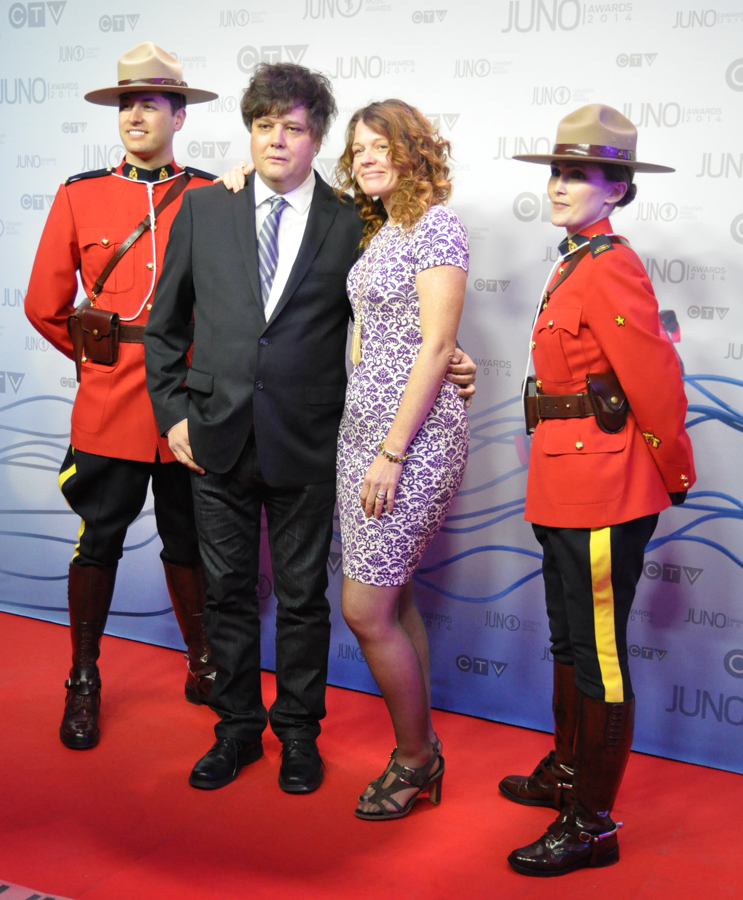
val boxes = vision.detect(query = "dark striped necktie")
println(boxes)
[258,194,288,309]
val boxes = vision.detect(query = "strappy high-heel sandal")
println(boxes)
[354,748,444,820]
[358,737,442,803]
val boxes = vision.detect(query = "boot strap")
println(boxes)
[577,823,619,844]
[65,675,101,695]
[186,657,216,679]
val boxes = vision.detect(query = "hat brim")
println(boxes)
[512,153,674,174]
[85,84,218,106]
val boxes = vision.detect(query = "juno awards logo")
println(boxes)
[303,0,362,18]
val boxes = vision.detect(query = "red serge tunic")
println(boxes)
[524,217,696,529]
[25,161,213,463]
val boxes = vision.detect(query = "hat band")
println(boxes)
[118,77,189,88]
[552,143,636,162]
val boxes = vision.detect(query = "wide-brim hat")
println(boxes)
[85,42,218,106]
[513,104,674,173]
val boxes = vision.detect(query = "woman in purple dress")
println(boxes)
[335,100,469,819]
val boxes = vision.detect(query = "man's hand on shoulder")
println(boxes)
[213,161,254,193]
[167,419,205,474]
[446,347,477,408]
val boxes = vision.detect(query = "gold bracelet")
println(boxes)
[379,441,408,464]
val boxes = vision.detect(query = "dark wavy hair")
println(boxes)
[598,162,637,207]
[335,99,452,247]
[118,91,186,114]
[240,63,336,141]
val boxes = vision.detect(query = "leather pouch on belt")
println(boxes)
[67,303,120,381]
[586,370,629,434]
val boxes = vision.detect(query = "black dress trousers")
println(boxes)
[190,431,336,743]
[532,514,658,703]
[59,445,200,568]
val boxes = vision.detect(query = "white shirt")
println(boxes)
[254,168,315,321]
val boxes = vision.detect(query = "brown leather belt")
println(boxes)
[525,391,593,421]
[119,323,146,343]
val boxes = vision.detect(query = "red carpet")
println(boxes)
[1,610,740,900]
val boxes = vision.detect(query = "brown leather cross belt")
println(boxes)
[119,324,145,343]
[526,392,593,421]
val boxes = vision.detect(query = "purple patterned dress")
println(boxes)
[337,205,470,587]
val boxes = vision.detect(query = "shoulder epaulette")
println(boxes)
[64,167,114,187]
[184,166,217,182]
[589,234,615,259]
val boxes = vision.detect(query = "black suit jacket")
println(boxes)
[144,172,364,485]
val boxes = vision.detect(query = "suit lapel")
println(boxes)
[232,171,262,311]
[264,175,339,328]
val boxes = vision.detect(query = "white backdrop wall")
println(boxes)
[1,0,742,773]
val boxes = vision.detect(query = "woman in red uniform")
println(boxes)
[499,105,695,876]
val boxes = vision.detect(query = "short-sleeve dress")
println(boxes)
[337,204,470,587]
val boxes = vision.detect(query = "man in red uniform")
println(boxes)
[24,43,219,750]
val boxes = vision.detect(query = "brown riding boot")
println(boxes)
[163,561,216,705]
[499,661,578,809]
[60,562,117,750]
[507,692,634,877]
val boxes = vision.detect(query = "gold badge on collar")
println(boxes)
[615,315,626,326]
[159,167,169,180]
[567,238,578,253]
[642,431,661,449]
[128,166,138,180]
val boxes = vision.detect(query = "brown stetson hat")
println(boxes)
[84,42,218,106]
[513,104,674,174]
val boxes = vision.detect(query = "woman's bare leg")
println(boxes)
[398,580,437,744]
[342,575,438,812]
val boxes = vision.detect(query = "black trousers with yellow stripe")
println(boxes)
[532,515,658,703]
[58,446,200,568]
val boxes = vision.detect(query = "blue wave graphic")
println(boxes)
[2,379,742,610]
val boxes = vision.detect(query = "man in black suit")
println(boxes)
[145,63,474,794]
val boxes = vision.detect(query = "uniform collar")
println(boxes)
[558,217,613,257]
[118,160,179,182]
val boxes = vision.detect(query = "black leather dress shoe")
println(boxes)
[189,737,263,790]
[279,738,324,793]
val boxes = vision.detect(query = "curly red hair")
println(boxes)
[335,99,452,247]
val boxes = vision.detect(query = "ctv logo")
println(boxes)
[412,10,447,23]
[8,1,65,27]
[0,371,25,393]
[474,279,511,293]
[99,14,140,31]
[187,141,232,159]
[425,113,460,131]
[643,561,703,584]
[237,45,308,74]
[616,53,658,67]
[21,194,54,210]
[456,654,508,677]
[688,306,729,320]
[628,645,667,661]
